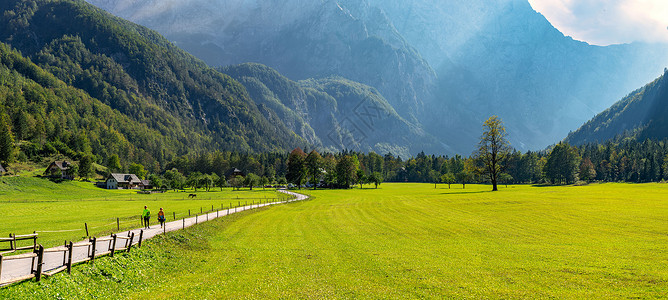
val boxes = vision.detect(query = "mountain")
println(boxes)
[565,69,668,145]
[366,0,668,152]
[0,0,309,167]
[222,63,440,158]
[86,0,668,154]
[86,0,436,125]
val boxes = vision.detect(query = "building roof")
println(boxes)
[141,180,151,186]
[51,161,71,170]
[108,173,141,184]
[0,163,6,173]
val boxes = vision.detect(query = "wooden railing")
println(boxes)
[0,231,140,287]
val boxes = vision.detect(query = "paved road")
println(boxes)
[0,190,308,285]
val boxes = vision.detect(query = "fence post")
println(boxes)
[183,218,185,229]
[138,230,144,248]
[85,223,89,237]
[90,237,97,263]
[35,245,44,282]
[200,207,203,214]
[196,215,198,224]
[0,254,3,279]
[173,212,176,220]
[189,209,191,216]
[110,234,117,257]
[117,218,120,231]
[127,232,135,253]
[67,242,73,274]
[211,205,214,212]
[62,240,67,266]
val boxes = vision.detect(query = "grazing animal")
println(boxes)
[188,194,197,198]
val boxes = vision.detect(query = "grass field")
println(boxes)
[0,176,287,248]
[2,183,668,298]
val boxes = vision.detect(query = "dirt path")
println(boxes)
[0,190,308,286]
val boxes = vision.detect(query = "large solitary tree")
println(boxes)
[474,116,511,191]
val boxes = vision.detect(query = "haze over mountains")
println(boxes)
[86,0,668,154]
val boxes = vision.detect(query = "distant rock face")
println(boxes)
[222,63,442,158]
[87,0,668,155]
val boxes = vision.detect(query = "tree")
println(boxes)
[244,173,260,190]
[260,176,270,190]
[544,143,580,184]
[0,114,15,164]
[215,174,228,191]
[356,169,366,189]
[187,172,202,191]
[128,163,147,179]
[473,116,511,191]
[369,171,383,188]
[286,148,307,189]
[148,173,163,190]
[199,174,213,191]
[78,154,94,180]
[336,155,357,188]
[499,173,513,188]
[305,150,323,189]
[230,175,244,191]
[429,169,440,188]
[441,173,456,189]
[579,158,597,182]
[107,154,121,172]
[164,169,186,191]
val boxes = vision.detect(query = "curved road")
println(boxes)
[0,190,308,286]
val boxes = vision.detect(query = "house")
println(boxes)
[140,179,153,190]
[106,173,142,189]
[225,168,245,179]
[43,161,73,179]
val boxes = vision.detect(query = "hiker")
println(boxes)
[142,205,150,229]
[158,207,166,228]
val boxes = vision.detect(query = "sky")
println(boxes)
[528,0,668,45]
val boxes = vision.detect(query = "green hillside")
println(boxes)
[566,69,668,145]
[0,0,306,167]
[222,63,440,158]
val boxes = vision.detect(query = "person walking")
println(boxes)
[158,207,166,228]
[142,205,151,229]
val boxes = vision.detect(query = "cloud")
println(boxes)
[528,0,668,45]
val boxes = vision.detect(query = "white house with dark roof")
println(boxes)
[106,173,142,189]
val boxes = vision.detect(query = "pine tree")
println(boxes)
[0,114,15,164]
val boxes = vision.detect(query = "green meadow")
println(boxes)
[0,177,286,248]
[3,183,668,298]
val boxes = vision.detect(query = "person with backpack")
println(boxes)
[142,205,151,229]
[158,207,166,228]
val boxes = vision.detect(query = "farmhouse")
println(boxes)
[225,168,245,179]
[106,173,143,189]
[43,161,74,179]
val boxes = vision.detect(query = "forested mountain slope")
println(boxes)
[222,63,441,158]
[0,0,306,167]
[565,69,668,145]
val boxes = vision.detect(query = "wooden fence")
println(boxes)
[0,231,141,287]
[0,191,301,287]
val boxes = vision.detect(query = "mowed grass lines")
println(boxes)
[82,183,668,298]
[4,183,668,298]
[0,177,286,248]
